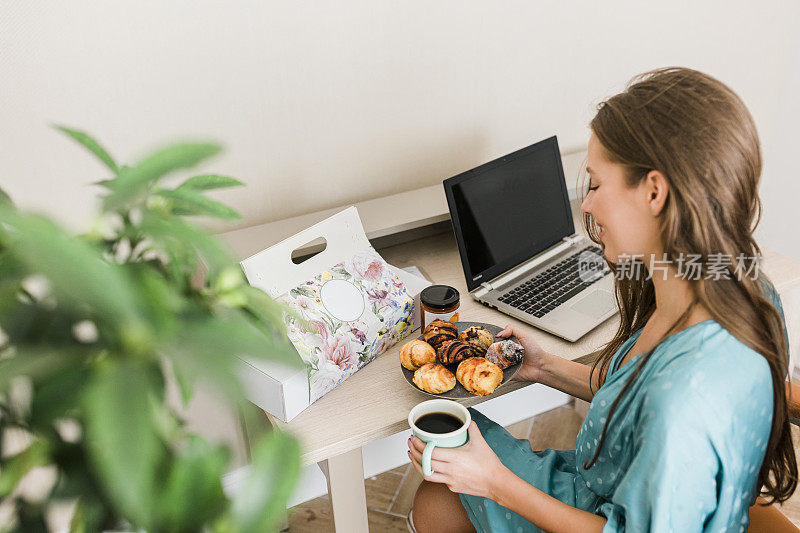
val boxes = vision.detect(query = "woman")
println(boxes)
[407,67,796,532]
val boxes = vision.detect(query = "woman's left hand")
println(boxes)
[407,422,507,499]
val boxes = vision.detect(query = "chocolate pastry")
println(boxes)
[422,319,458,351]
[399,339,437,371]
[484,340,525,369]
[457,326,495,358]
[413,363,456,394]
[456,357,503,396]
[437,339,473,365]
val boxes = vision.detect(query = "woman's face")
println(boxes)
[580,134,662,263]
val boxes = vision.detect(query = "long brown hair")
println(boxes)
[581,67,796,503]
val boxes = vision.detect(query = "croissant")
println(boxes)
[422,319,458,351]
[399,339,437,370]
[413,363,456,394]
[458,326,495,358]
[456,357,503,396]
[483,340,525,369]
[437,339,473,365]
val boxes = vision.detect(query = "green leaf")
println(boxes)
[242,286,288,326]
[0,185,12,206]
[55,125,119,173]
[0,440,49,498]
[231,430,301,533]
[126,263,183,339]
[155,188,242,221]
[155,435,229,531]
[103,143,221,211]
[178,174,244,191]
[172,361,195,406]
[68,500,89,533]
[139,212,237,276]
[241,285,309,352]
[0,348,77,393]
[92,179,116,191]
[165,310,298,400]
[0,205,143,326]
[68,498,108,533]
[51,443,105,501]
[15,500,49,532]
[164,317,246,399]
[29,363,90,429]
[0,290,37,345]
[82,360,164,529]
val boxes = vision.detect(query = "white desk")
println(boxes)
[220,186,800,532]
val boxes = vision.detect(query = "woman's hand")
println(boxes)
[407,422,507,499]
[496,324,552,383]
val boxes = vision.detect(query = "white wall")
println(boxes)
[755,10,800,262]
[1,0,799,263]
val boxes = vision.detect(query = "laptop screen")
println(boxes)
[443,136,575,292]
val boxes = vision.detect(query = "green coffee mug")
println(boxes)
[408,399,471,477]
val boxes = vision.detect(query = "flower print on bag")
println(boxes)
[289,284,317,300]
[366,287,391,308]
[351,251,384,283]
[294,295,315,315]
[308,318,329,342]
[277,246,413,404]
[312,357,347,400]
[296,328,324,354]
[323,333,356,371]
[348,327,367,344]
[370,330,393,355]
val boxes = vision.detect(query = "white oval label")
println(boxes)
[319,279,365,321]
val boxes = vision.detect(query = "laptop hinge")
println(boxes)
[473,282,494,299]
[471,236,583,299]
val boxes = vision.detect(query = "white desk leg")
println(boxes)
[324,447,369,533]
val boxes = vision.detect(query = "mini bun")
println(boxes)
[413,363,456,394]
[399,339,437,370]
[422,320,458,351]
[484,340,525,369]
[458,326,495,358]
[456,357,503,396]
[437,339,473,365]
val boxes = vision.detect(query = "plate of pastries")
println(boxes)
[399,320,525,398]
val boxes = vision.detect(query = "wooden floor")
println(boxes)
[286,404,800,532]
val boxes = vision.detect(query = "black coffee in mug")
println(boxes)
[415,412,464,434]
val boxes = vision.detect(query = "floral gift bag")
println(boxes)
[274,247,414,403]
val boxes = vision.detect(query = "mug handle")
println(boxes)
[422,441,436,477]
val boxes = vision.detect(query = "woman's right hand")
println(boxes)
[496,324,552,384]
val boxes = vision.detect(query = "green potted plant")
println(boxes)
[0,127,304,532]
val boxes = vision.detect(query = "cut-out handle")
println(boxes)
[240,206,371,297]
[291,236,327,264]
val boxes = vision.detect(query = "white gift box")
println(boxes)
[238,206,431,422]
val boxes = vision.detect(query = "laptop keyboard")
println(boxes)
[497,246,610,318]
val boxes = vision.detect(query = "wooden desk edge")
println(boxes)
[267,353,604,466]
[268,378,532,466]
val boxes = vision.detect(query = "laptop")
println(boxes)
[442,135,617,342]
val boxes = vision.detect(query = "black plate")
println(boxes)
[401,321,522,398]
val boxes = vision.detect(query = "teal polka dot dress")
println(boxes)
[459,290,784,532]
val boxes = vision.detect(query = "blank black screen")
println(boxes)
[448,139,573,288]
